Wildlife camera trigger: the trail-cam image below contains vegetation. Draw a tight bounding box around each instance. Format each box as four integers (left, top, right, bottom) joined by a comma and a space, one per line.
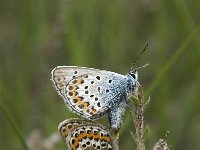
0, 0, 200, 149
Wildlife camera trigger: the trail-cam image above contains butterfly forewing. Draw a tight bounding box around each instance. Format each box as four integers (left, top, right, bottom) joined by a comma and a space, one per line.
51, 66, 127, 119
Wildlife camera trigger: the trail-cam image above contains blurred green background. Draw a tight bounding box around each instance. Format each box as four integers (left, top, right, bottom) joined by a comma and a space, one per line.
0, 0, 200, 149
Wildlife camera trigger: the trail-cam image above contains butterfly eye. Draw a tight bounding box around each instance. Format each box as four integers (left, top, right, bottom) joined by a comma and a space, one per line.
129, 72, 136, 79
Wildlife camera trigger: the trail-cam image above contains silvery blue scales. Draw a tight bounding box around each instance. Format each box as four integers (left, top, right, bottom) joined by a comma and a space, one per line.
51, 66, 140, 131
51, 44, 148, 132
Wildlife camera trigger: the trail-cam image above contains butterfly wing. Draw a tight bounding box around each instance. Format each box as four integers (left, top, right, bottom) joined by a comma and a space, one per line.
58, 118, 115, 150
51, 66, 127, 119
58, 118, 96, 141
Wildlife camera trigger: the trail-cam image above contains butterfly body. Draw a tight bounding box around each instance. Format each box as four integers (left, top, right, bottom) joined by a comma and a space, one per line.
51, 66, 139, 131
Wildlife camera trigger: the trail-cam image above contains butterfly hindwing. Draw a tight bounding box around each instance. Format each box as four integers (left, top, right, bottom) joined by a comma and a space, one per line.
58, 118, 115, 150
58, 118, 96, 141
51, 66, 127, 119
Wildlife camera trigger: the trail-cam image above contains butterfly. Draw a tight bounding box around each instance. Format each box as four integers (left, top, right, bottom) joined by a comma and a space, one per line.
51, 66, 140, 131
58, 118, 117, 150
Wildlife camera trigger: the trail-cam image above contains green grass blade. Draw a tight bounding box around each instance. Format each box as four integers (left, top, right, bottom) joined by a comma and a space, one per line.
146, 25, 200, 95
0, 100, 29, 150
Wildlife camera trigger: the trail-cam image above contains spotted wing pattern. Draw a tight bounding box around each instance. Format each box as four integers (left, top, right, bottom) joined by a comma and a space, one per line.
51, 66, 127, 119
58, 118, 95, 141
58, 118, 115, 150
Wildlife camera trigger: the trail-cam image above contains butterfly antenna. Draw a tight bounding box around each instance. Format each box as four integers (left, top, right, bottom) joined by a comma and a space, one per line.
131, 43, 149, 71
134, 63, 149, 70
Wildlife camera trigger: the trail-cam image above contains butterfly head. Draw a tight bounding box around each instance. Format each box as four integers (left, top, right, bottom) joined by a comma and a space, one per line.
128, 70, 138, 81
126, 69, 139, 95
127, 64, 149, 95
129, 63, 149, 81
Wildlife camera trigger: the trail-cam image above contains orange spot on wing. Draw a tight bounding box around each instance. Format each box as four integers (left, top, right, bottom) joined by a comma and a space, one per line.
91, 107, 97, 114
70, 96, 84, 105
72, 78, 84, 85
87, 129, 95, 139
71, 139, 79, 149
82, 102, 89, 109
101, 136, 111, 143
93, 131, 100, 140
75, 131, 87, 141
71, 91, 78, 97
60, 126, 68, 140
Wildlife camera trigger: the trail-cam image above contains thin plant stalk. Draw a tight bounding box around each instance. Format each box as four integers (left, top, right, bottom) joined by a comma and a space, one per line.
131, 85, 146, 150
